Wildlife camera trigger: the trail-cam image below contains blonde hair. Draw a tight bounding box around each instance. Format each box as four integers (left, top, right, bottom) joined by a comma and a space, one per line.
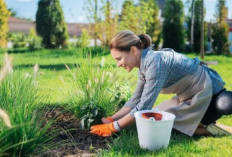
109, 30, 152, 52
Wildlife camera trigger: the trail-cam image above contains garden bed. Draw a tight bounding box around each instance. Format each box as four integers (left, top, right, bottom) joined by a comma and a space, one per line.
39, 107, 111, 156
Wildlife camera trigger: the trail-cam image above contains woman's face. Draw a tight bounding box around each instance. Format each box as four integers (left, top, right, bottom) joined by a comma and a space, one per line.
111, 47, 141, 72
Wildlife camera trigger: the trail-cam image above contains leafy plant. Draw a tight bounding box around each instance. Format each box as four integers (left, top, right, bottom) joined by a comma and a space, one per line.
76, 29, 90, 48
0, 71, 55, 156
79, 101, 105, 129
66, 59, 115, 129
108, 82, 132, 109
28, 28, 42, 51
7, 32, 28, 49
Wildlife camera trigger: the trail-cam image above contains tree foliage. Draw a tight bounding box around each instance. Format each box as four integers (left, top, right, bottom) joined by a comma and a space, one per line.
85, 0, 102, 46
211, 0, 230, 55
99, 0, 118, 47
36, 0, 69, 49
0, 0, 11, 48
186, 0, 207, 53
162, 0, 185, 52
119, 0, 161, 48
140, 0, 161, 49
119, 0, 141, 34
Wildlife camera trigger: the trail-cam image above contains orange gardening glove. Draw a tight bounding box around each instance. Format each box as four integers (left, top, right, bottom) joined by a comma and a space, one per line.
101, 117, 114, 124
90, 122, 117, 137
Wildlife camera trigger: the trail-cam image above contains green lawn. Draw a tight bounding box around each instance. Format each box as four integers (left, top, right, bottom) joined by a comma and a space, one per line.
1, 49, 232, 156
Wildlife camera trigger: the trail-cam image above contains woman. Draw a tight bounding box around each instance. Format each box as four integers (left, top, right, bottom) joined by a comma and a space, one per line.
90, 30, 232, 137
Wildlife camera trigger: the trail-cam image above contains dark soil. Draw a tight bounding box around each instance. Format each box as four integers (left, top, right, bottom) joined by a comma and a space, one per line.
38, 107, 111, 157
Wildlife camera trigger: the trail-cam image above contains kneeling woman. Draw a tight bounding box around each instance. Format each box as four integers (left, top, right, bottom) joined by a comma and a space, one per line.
90, 30, 232, 137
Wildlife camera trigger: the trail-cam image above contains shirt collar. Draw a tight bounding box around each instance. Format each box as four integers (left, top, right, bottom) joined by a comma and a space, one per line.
140, 47, 150, 71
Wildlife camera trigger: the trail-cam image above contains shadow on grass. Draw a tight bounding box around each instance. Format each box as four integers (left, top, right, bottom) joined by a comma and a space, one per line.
14, 63, 116, 71
2, 47, 110, 57
14, 63, 79, 71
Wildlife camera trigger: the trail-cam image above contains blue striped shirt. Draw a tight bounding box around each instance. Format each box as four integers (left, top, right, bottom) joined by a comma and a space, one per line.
124, 48, 225, 116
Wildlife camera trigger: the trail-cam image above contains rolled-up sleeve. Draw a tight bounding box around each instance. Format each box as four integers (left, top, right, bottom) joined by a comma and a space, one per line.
123, 72, 145, 109
129, 54, 168, 117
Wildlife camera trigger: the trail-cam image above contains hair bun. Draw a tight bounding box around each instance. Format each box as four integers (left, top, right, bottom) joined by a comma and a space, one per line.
138, 34, 152, 49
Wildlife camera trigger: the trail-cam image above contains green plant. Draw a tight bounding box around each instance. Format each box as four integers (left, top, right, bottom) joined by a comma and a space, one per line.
79, 101, 105, 129
7, 32, 28, 49
28, 28, 42, 50
76, 29, 90, 48
108, 82, 132, 109
0, 71, 54, 156
66, 59, 115, 129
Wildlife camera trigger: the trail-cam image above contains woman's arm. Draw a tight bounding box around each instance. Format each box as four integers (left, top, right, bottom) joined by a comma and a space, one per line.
117, 113, 135, 129
111, 107, 132, 121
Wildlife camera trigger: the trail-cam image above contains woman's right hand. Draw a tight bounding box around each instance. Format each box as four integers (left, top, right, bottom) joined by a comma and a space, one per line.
101, 117, 114, 124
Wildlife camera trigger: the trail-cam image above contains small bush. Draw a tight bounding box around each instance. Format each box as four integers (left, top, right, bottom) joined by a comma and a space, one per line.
66, 60, 115, 129
66, 58, 133, 129
28, 28, 42, 51
7, 33, 28, 49
108, 82, 132, 110
76, 29, 90, 48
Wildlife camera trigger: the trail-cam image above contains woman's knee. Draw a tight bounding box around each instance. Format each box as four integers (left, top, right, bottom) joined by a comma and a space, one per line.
215, 90, 232, 115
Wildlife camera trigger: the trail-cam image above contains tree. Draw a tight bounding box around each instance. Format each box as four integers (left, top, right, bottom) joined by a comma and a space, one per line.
85, 0, 102, 47
119, 0, 141, 34
36, 0, 69, 49
190, 0, 195, 51
98, 0, 118, 47
0, 0, 11, 48
186, 0, 207, 53
140, 0, 161, 49
200, 0, 204, 59
162, 0, 185, 52
211, 0, 230, 55
119, 0, 161, 39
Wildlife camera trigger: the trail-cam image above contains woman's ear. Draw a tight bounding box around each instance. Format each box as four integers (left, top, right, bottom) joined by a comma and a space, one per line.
130, 46, 137, 55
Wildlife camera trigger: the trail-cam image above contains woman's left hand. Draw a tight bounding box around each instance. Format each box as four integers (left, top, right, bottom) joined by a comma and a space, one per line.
90, 122, 117, 137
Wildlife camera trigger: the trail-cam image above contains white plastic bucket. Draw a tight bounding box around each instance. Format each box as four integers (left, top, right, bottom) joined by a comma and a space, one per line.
134, 109, 175, 151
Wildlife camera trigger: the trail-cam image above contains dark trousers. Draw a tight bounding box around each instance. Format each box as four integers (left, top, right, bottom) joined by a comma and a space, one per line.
201, 89, 225, 125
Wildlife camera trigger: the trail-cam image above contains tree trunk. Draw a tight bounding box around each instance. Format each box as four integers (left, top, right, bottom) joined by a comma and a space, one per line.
200, 0, 204, 59
191, 0, 195, 51
94, 0, 98, 47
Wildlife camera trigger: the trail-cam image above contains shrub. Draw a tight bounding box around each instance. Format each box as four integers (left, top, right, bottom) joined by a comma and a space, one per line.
66, 58, 133, 129
7, 33, 28, 49
36, 0, 69, 49
76, 29, 90, 48
66, 60, 115, 129
108, 82, 132, 110
28, 28, 42, 51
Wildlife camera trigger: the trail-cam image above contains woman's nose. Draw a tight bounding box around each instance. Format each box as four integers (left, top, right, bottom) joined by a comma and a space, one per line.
117, 62, 122, 68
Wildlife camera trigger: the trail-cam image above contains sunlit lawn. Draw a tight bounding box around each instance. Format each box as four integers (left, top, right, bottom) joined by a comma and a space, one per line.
0, 49, 232, 156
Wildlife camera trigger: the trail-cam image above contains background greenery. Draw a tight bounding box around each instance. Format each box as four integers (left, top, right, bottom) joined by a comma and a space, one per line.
0, 48, 231, 156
